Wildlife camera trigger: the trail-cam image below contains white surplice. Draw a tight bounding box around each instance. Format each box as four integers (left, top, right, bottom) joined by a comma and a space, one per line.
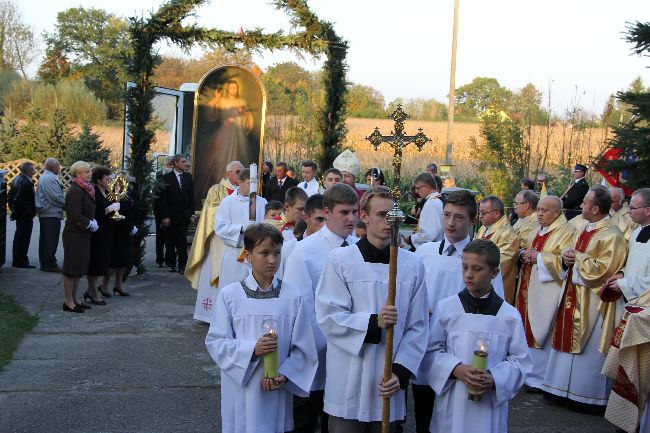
282, 225, 357, 391
412, 192, 444, 249
205, 276, 318, 433
298, 178, 320, 197
277, 237, 298, 280
214, 189, 267, 289
315, 245, 429, 422
425, 294, 532, 433
618, 225, 650, 301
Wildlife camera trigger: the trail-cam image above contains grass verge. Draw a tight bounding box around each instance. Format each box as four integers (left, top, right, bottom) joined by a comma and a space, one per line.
0, 291, 38, 370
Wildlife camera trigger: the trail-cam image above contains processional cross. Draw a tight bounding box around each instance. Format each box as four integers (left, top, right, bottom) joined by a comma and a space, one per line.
365, 105, 431, 433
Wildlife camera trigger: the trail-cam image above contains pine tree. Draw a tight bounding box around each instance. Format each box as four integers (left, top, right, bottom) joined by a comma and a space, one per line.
64, 122, 110, 166
46, 108, 73, 161
600, 22, 650, 189
0, 113, 20, 160
13, 105, 49, 160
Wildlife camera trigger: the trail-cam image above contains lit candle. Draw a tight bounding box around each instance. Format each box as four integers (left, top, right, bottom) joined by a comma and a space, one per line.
250, 163, 258, 195
468, 336, 489, 402
262, 319, 278, 378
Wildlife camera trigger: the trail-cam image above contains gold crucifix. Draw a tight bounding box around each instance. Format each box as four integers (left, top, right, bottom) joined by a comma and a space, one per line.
365, 104, 431, 433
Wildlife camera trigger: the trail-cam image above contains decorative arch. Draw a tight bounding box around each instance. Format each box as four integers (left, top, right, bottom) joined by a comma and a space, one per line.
124, 0, 347, 270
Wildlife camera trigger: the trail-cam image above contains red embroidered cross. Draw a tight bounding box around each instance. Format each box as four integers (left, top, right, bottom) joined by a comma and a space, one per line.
202, 298, 213, 311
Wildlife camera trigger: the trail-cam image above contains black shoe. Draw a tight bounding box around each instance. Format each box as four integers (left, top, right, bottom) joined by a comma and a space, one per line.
179, 267, 185, 275
83, 292, 107, 305
156, 262, 164, 268
74, 300, 92, 310
168, 267, 176, 273
113, 287, 130, 297
13, 264, 36, 269
523, 385, 543, 394
97, 286, 112, 298
63, 303, 84, 313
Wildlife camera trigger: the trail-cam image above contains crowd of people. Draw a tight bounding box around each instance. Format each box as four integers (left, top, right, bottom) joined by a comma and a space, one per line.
6, 150, 649, 433
8, 159, 138, 313
182, 150, 649, 433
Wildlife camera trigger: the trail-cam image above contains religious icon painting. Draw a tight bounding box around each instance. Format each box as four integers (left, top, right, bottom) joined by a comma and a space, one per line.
192, 65, 266, 205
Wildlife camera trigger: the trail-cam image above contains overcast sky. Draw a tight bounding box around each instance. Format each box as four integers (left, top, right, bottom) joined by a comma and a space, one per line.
17, 0, 650, 115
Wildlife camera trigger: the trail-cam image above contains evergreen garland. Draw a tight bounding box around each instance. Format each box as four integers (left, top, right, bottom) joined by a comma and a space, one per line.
125, 0, 347, 271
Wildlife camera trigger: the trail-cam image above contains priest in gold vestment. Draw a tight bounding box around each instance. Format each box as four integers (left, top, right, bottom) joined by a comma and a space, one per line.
515, 196, 574, 390
478, 195, 520, 304
609, 187, 635, 240
187, 161, 243, 323
543, 186, 627, 413
512, 190, 540, 249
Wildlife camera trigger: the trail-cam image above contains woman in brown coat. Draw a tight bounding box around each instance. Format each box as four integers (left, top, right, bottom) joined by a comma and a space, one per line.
62, 161, 96, 313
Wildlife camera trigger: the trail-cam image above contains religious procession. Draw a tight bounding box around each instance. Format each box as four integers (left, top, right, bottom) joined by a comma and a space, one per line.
1, 1, 649, 433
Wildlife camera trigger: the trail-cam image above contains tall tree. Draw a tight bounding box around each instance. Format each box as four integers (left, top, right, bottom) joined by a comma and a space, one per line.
41, 7, 131, 119
599, 22, 650, 190
455, 77, 513, 119
346, 84, 385, 118
0, 0, 37, 78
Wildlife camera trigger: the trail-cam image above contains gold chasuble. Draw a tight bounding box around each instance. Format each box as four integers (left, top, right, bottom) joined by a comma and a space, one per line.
516, 214, 574, 348
602, 290, 650, 433
609, 206, 636, 240
185, 178, 236, 289
513, 212, 539, 249
551, 218, 627, 355
478, 215, 520, 304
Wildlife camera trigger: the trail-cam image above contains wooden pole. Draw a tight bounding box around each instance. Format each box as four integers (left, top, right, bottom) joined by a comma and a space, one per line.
445, 0, 459, 166
381, 213, 401, 433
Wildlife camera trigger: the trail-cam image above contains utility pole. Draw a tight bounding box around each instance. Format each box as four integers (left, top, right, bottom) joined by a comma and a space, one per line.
444, 0, 459, 171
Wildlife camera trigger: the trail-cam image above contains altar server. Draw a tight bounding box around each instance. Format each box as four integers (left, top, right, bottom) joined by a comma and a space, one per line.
477, 195, 520, 304
316, 187, 428, 432
189, 160, 242, 323
411, 190, 478, 432
215, 168, 267, 289
602, 188, 650, 302
280, 187, 308, 241
543, 185, 627, 413
282, 184, 358, 433
205, 223, 318, 433
278, 194, 325, 280
515, 195, 574, 391
425, 239, 532, 433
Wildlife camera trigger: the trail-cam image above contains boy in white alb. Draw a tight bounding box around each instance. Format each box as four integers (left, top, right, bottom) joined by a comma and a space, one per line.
205, 223, 318, 433
315, 187, 429, 432
214, 168, 267, 289
425, 239, 532, 433
282, 184, 359, 433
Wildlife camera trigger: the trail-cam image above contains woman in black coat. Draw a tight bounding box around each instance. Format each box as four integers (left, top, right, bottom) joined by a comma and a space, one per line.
62, 161, 96, 313
105, 179, 137, 296
85, 166, 118, 303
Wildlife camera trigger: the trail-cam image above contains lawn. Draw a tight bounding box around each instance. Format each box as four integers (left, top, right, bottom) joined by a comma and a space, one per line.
0, 292, 38, 370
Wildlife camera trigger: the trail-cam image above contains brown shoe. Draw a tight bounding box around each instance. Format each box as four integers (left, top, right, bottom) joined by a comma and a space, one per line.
43, 266, 63, 273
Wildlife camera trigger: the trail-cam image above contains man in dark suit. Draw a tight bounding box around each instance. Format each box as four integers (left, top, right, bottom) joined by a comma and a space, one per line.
159, 154, 196, 274
8, 162, 37, 268
263, 161, 298, 203
154, 157, 173, 268
561, 163, 590, 220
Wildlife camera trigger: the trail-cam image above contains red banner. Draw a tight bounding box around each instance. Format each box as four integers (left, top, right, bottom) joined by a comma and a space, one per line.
596, 147, 634, 196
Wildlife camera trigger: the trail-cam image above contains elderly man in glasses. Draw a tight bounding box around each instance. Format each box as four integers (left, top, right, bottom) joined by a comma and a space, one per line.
186, 160, 244, 323
512, 190, 540, 249
477, 195, 520, 304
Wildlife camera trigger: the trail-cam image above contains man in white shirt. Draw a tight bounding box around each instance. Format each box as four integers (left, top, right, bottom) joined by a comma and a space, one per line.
405, 172, 444, 249
603, 188, 650, 301
282, 183, 359, 433
299, 160, 320, 197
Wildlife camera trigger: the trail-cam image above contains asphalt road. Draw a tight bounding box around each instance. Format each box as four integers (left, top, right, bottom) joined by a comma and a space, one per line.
0, 220, 616, 432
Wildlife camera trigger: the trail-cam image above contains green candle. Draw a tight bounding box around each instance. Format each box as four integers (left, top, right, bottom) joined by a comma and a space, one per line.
468, 336, 489, 401
263, 332, 279, 379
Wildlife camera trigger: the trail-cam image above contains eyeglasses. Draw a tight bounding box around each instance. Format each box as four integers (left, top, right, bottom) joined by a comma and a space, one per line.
512, 201, 526, 206
413, 185, 428, 191
479, 210, 497, 216
629, 205, 649, 211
